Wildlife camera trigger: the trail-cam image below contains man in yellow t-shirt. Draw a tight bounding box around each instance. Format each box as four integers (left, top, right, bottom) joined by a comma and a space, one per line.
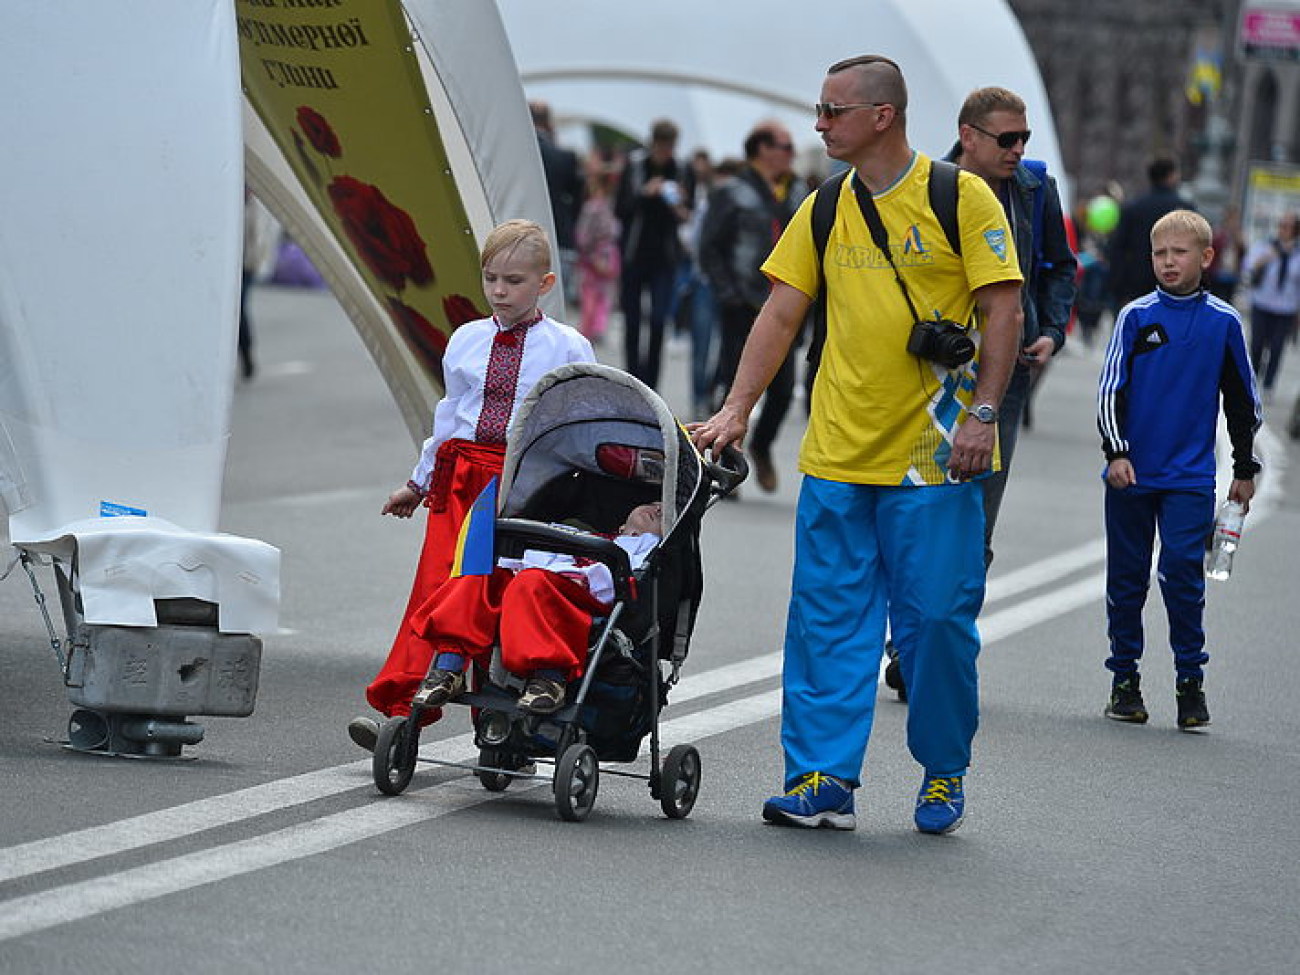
692, 55, 1022, 836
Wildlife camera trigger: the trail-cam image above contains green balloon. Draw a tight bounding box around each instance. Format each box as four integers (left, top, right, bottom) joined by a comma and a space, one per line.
1086, 196, 1120, 235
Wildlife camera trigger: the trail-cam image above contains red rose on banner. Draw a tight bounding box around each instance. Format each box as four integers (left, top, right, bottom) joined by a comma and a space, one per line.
388, 297, 448, 374
328, 176, 434, 291
443, 293, 486, 328
296, 105, 341, 158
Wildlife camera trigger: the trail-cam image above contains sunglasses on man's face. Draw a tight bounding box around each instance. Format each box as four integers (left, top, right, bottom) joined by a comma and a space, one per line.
814, 102, 889, 120
969, 122, 1032, 149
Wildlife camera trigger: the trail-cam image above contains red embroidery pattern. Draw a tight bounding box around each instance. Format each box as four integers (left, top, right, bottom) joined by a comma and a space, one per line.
474, 313, 541, 443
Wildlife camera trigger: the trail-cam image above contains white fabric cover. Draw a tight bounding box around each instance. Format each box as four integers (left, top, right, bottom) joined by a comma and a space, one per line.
19, 517, 280, 635
0, 2, 280, 632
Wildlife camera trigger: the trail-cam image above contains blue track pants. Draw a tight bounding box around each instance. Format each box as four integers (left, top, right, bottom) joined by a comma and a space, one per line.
781, 476, 986, 789
1104, 485, 1214, 680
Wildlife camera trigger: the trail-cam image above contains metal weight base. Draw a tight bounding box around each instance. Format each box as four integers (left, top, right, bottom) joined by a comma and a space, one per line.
62, 708, 205, 760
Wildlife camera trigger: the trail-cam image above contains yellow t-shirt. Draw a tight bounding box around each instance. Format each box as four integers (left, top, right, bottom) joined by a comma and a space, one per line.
762, 153, 1023, 486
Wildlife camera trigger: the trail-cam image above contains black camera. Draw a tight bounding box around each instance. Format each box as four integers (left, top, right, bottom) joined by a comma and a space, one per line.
906, 318, 975, 369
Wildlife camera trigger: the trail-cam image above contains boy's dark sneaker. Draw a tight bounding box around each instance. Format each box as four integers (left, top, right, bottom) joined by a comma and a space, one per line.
412, 668, 465, 708
347, 716, 379, 753
1105, 674, 1149, 723
914, 774, 965, 834
1176, 678, 1211, 730
517, 677, 566, 714
761, 772, 856, 829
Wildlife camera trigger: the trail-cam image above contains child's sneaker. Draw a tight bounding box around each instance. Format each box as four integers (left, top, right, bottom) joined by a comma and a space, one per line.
761, 772, 856, 829
1105, 674, 1149, 723
347, 716, 379, 753
412, 668, 465, 708
1176, 677, 1211, 730
914, 774, 965, 834
517, 677, 566, 714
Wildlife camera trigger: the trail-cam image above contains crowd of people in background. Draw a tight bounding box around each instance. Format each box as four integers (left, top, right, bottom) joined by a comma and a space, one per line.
525, 100, 1299, 453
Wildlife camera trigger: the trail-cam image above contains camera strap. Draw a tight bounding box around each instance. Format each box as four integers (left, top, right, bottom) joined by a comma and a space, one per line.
849, 174, 926, 324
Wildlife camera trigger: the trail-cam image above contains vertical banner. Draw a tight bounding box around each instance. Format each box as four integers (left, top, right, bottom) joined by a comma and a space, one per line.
237, 0, 488, 389
1243, 162, 1300, 241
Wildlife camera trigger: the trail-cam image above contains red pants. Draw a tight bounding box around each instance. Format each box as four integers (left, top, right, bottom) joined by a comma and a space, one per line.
411, 567, 609, 677
366, 439, 504, 718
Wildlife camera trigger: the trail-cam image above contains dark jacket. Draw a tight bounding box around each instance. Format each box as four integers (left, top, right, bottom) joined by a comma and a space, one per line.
1106, 185, 1193, 308
943, 147, 1077, 351
615, 150, 690, 271
537, 133, 583, 250
698, 167, 809, 310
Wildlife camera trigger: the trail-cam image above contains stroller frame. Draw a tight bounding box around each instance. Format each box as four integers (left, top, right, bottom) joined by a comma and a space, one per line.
371, 519, 700, 821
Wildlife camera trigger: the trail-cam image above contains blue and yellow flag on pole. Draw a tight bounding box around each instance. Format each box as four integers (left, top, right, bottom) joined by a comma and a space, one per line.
450, 477, 497, 577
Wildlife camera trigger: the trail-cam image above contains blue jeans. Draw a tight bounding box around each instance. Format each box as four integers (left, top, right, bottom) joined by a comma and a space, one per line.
620, 262, 677, 389
1249, 306, 1295, 391
781, 476, 985, 788
980, 362, 1030, 567
689, 275, 718, 410
1104, 485, 1214, 680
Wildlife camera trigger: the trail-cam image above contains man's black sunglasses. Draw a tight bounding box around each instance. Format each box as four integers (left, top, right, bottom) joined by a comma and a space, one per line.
968, 123, 1031, 149
814, 101, 890, 120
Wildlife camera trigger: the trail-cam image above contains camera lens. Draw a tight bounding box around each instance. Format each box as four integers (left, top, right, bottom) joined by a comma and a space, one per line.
937, 332, 976, 368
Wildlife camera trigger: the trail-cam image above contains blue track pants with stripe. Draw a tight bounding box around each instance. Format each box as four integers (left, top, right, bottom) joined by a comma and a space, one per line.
1104, 484, 1214, 680
781, 476, 986, 789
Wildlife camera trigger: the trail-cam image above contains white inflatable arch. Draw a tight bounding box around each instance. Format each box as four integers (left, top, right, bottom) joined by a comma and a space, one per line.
496, 0, 1066, 195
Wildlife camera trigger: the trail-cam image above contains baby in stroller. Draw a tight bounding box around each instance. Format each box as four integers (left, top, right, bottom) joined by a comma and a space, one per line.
407, 500, 664, 715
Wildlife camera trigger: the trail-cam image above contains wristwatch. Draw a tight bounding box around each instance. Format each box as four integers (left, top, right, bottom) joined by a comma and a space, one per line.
967, 403, 998, 424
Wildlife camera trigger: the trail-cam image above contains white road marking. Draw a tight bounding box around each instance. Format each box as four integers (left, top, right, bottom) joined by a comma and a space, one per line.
2, 428, 1286, 940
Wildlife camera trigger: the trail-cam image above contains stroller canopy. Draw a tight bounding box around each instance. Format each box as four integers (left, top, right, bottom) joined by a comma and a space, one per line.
499, 364, 705, 541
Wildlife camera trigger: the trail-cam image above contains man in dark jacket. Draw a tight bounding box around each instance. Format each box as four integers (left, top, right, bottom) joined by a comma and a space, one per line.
698, 121, 807, 492
1107, 157, 1193, 309
946, 86, 1077, 566
881, 85, 1079, 706
616, 118, 690, 389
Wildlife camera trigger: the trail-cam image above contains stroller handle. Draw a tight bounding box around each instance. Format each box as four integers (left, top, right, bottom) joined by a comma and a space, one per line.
703, 444, 748, 498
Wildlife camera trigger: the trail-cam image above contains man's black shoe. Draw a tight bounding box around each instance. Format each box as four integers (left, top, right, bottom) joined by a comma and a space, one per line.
883, 640, 907, 703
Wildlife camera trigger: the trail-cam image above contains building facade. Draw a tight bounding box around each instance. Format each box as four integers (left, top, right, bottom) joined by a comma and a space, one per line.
1010, 0, 1300, 226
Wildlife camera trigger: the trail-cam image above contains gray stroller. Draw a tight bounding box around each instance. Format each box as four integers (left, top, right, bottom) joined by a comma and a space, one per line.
370, 363, 745, 821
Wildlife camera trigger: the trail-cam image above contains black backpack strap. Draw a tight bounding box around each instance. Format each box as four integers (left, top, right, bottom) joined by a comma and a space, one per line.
806, 169, 850, 368
927, 159, 961, 256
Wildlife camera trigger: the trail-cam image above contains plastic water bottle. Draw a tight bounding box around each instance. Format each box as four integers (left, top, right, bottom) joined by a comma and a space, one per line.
1205, 500, 1246, 581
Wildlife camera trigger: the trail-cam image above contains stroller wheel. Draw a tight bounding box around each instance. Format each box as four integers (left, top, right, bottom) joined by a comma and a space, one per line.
554, 743, 599, 822
372, 716, 418, 796
660, 744, 701, 819
476, 748, 513, 792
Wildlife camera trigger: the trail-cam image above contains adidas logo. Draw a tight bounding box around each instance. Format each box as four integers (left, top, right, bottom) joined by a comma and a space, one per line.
1136, 323, 1168, 350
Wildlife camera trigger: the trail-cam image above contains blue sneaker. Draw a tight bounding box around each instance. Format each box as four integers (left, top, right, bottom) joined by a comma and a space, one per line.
914, 775, 965, 834
762, 772, 856, 829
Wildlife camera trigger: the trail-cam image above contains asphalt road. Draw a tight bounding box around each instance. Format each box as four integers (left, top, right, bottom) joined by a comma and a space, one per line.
2, 284, 1298, 974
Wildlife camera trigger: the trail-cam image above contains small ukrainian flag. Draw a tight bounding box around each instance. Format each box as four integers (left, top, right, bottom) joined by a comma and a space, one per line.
450, 477, 497, 577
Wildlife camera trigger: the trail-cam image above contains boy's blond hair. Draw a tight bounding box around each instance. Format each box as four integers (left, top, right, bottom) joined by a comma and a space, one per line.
1151, 209, 1212, 249
481, 219, 552, 272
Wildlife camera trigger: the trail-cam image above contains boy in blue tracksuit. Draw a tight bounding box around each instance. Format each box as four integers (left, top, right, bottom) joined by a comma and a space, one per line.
1096, 210, 1262, 730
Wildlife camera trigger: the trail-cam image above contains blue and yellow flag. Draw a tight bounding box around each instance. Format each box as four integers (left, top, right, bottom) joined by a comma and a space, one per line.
450, 477, 497, 577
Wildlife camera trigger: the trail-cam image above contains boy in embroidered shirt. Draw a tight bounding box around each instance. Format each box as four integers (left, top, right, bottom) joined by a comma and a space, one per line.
1097, 210, 1261, 730
350, 220, 594, 750
409, 501, 662, 715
